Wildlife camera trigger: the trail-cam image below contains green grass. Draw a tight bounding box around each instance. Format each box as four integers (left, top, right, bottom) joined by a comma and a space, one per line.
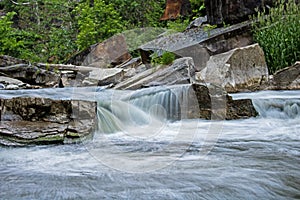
252, 0, 300, 74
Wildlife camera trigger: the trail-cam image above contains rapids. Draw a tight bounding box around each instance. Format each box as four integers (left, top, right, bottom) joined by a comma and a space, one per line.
0, 87, 299, 199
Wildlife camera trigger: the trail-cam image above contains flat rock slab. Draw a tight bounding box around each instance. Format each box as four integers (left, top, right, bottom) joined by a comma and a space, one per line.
115, 57, 196, 90
0, 121, 67, 145
0, 97, 97, 146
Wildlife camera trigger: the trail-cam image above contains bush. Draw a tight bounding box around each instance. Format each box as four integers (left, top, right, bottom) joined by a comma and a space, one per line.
0, 0, 78, 63
252, 0, 300, 74
151, 51, 176, 65
75, 0, 124, 50
105, 0, 165, 28
0, 12, 36, 59
0, 12, 23, 57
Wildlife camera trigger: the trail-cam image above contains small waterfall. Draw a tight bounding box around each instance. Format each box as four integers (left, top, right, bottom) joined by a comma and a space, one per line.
124, 87, 181, 120
97, 101, 152, 133
96, 85, 193, 134
230, 90, 300, 119
253, 99, 300, 119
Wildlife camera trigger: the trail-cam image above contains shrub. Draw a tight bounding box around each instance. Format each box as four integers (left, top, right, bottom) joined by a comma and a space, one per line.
252, 0, 300, 74
0, 11, 36, 59
75, 0, 124, 50
0, 0, 78, 63
190, 0, 205, 19
151, 51, 176, 65
105, 0, 165, 28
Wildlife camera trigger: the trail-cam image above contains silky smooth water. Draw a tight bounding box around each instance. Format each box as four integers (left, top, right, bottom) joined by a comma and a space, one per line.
0, 88, 299, 199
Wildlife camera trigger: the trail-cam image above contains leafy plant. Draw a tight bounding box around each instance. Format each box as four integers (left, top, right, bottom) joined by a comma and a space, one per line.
75, 0, 124, 50
167, 18, 191, 32
190, 0, 205, 19
104, 0, 165, 28
252, 0, 300, 74
0, 11, 36, 59
1, 0, 78, 63
151, 51, 176, 66
0, 12, 23, 57
203, 24, 218, 37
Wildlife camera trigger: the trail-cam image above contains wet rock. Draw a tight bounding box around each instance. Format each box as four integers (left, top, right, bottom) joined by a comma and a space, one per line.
115, 57, 196, 90
0, 121, 67, 145
226, 96, 258, 119
195, 44, 268, 93
192, 83, 258, 120
0, 97, 97, 146
123, 83, 257, 120
270, 62, 300, 90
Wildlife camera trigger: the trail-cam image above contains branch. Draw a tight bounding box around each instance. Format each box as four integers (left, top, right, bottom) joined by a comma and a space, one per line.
36, 63, 93, 73
10, 0, 30, 5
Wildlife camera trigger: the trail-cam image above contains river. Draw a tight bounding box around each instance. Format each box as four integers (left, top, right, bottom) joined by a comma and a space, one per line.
0, 87, 299, 199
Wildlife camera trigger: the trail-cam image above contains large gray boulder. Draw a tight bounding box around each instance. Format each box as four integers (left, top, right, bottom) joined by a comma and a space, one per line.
115, 57, 196, 90
82, 67, 124, 86
195, 43, 268, 93
270, 62, 300, 90
68, 34, 131, 68
0, 97, 97, 146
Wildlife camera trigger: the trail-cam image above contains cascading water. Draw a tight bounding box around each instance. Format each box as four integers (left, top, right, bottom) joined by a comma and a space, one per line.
94, 85, 195, 134
231, 90, 300, 119
0, 87, 299, 199
253, 99, 300, 119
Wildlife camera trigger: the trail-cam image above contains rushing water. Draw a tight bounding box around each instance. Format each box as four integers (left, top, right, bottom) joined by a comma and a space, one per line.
0, 87, 300, 199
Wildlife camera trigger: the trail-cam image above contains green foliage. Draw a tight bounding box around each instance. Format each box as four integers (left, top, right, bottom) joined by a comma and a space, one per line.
151, 51, 176, 66
190, 0, 205, 19
1, 0, 78, 63
203, 24, 218, 37
104, 0, 165, 28
252, 0, 300, 74
167, 18, 190, 32
0, 11, 36, 59
75, 0, 124, 50
0, 12, 23, 57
